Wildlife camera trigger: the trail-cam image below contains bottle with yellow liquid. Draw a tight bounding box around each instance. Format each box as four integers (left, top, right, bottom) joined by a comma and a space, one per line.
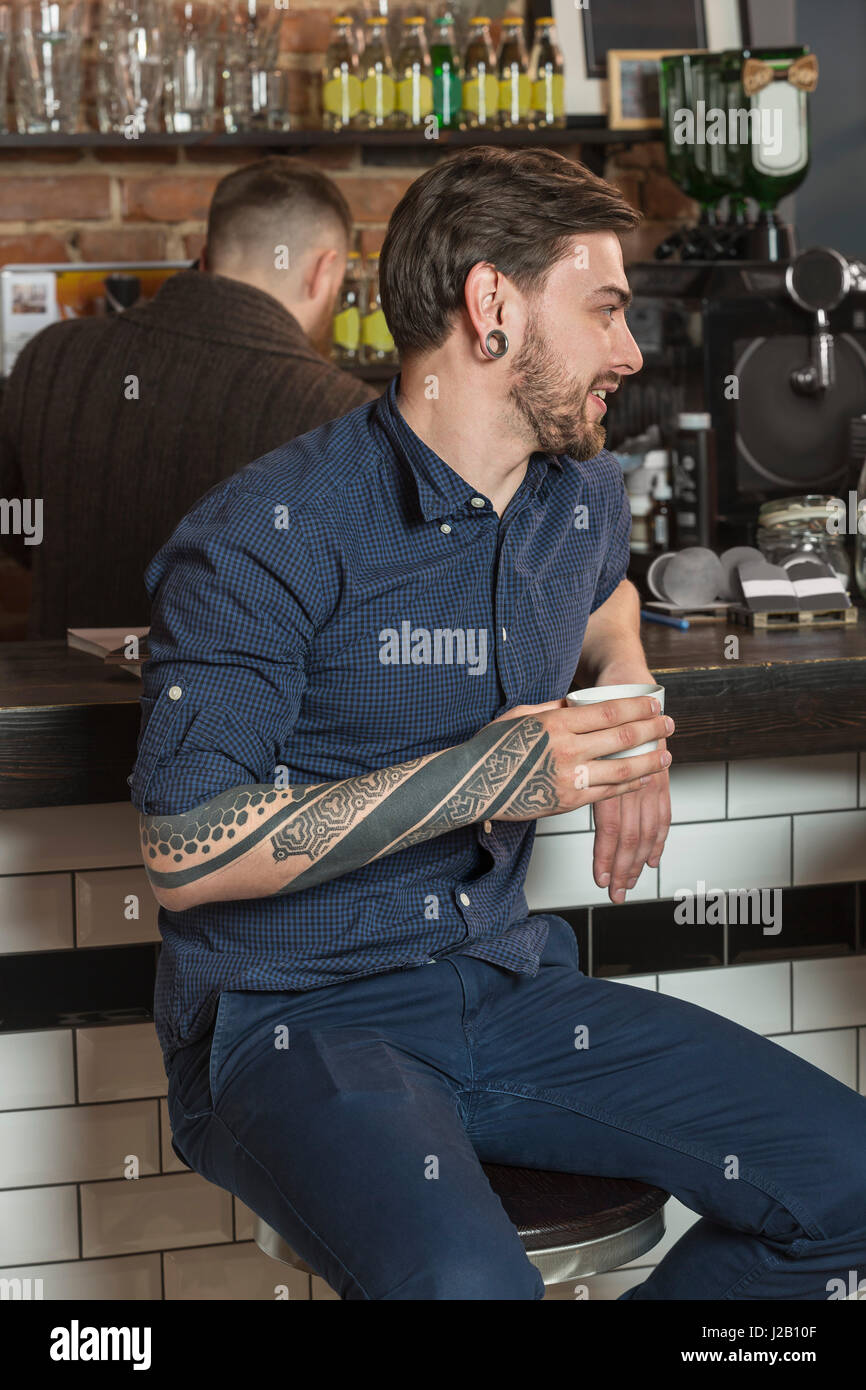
360, 252, 398, 364
497, 16, 530, 128
332, 252, 364, 366
528, 16, 565, 128
321, 15, 362, 131
461, 17, 497, 129
394, 16, 433, 129
361, 16, 396, 128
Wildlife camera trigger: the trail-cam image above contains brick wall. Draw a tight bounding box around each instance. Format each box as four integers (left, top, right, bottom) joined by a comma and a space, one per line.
0, 139, 694, 272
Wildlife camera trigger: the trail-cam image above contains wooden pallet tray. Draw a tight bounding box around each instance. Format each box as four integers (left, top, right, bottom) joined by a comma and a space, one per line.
729, 604, 859, 630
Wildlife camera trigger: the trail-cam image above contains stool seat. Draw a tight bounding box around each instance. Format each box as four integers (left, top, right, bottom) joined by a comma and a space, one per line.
255, 1164, 669, 1291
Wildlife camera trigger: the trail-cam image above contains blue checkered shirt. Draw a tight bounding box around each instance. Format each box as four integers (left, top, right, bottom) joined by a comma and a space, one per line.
130, 374, 631, 1064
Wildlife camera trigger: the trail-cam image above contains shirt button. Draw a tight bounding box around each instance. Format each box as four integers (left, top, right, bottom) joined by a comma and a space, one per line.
483, 820, 492, 834
439, 523, 452, 534
501, 628, 507, 641
470, 496, 486, 509
459, 892, 471, 907
168, 685, 183, 700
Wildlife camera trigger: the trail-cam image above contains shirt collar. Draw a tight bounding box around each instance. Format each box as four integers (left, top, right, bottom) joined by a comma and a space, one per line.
372, 374, 563, 523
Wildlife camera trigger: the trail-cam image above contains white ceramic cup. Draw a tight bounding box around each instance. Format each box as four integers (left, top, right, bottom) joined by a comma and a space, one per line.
565, 682, 665, 759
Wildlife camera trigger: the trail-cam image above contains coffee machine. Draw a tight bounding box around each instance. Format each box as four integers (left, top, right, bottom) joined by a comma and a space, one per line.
608, 247, 866, 551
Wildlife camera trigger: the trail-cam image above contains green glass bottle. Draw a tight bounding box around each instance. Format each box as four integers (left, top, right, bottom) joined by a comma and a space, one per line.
723, 46, 813, 210
430, 13, 462, 131
659, 52, 728, 258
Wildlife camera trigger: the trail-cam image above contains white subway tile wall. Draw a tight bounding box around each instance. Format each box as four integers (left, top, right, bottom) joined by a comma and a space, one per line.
80, 1172, 233, 1258
667, 761, 726, 823
0, 1185, 79, 1265
76, 867, 160, 947
162, 1242, 310, 1301
0, 1253, 161, 1300
0, 874, 74, 954
535, 804, 591, 834
659, 817, 791, 899
727, 753, 858, 819
769, 1028, 858, 1089
0, 1100, 160, 1187
793, 810, 866, 885
0, 1030, 75, 1110
0, 803, 141, 875
792, 955, 866, 1031
76, 1023, 167, 1104
0, 757, 862, 1300
657, 962, 791, 1034
526, 833, 658, 908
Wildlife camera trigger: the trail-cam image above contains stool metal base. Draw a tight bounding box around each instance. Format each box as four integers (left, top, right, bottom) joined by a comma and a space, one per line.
254, 1206, 666, 1292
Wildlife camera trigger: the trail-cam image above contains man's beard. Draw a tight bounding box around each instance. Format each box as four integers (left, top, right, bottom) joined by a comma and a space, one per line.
506, 316, 608, 462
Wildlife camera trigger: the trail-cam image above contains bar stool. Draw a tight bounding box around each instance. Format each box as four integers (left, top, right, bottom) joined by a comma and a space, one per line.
254, 1164, 669, 1293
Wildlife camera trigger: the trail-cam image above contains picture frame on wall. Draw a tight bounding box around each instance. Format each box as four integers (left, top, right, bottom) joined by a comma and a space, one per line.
547, 0, 746, 120
607, 49, 706, 131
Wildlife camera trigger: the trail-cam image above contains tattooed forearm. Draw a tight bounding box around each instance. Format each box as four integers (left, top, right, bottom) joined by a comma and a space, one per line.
139, 715, 550, 910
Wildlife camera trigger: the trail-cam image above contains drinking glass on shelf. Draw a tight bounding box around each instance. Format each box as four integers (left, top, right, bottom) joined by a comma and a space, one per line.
227, 0, 283, 70
164, 0, 220, 133
0, 5, 12, 134
222, 0, 288, 132
96, 0, 165, 137
13, 0, 85, 134
250, 67, 291, 130
223, 64, 291, 132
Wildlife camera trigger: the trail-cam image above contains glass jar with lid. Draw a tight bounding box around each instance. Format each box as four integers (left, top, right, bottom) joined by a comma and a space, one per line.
756, 494, 851, 589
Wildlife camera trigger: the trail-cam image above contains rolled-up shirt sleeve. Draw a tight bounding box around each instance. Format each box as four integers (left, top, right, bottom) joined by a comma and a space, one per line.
129, 484, 327, 818
590, 458, 632, 613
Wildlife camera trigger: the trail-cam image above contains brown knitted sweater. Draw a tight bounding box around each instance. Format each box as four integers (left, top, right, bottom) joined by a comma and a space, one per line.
0, 269, 380, 638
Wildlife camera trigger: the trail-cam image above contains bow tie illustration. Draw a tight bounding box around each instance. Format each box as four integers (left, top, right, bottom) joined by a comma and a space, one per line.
742, 53, 819, 96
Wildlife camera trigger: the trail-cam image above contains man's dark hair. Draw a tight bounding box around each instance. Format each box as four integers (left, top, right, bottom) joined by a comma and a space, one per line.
379, 146, 641, 356
206, 156, 353, 270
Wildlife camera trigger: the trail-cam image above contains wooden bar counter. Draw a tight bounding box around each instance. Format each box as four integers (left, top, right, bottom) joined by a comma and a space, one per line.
0, 621, 864, 811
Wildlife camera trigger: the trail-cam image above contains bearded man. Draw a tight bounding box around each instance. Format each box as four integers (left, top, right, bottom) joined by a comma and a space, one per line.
130, 148, 866, 1301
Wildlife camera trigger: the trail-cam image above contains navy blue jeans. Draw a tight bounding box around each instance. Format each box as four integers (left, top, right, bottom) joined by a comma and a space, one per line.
166, 919, 866, 1300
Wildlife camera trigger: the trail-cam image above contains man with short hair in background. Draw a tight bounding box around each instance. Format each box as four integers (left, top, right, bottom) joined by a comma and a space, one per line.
0, 156, 377, 638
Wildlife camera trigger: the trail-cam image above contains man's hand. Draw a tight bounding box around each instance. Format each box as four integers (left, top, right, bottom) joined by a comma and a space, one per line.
592, 742, 671, 904
585, 660, 673, 903
486, 696, 673, 821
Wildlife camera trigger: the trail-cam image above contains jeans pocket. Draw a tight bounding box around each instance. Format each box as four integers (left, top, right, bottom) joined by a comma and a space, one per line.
168, 991, 233, 1122
543, 915, 581, 971
206, 989, 236, 1111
